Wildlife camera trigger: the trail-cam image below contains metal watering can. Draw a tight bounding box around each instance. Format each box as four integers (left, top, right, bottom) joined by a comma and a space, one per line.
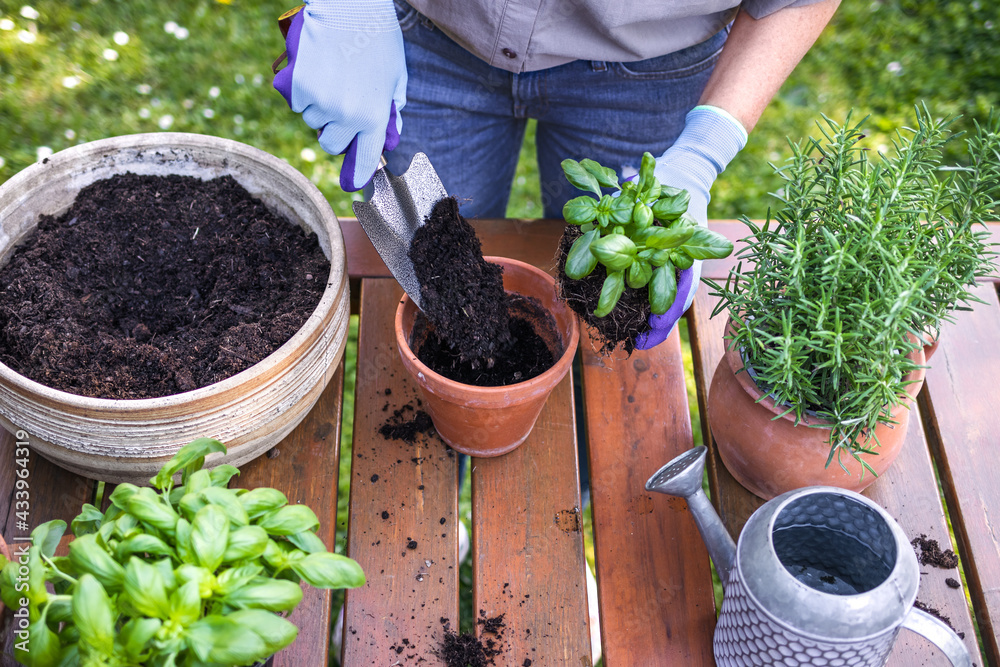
645, 447, 971, 666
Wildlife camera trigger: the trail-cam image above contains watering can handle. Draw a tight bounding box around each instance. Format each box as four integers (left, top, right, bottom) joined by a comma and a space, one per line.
901, 607, 972, 666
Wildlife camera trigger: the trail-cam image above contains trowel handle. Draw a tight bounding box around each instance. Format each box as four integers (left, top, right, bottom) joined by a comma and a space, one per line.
900, 607, 971, 666
379, 155, 388, 170
363, 155, 389, 202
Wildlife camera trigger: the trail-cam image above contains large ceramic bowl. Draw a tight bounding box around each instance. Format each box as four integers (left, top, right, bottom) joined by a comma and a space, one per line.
0, 133, 349, 483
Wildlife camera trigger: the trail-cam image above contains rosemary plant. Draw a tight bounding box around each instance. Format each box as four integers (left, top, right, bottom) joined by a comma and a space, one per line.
709, 105, 999, 470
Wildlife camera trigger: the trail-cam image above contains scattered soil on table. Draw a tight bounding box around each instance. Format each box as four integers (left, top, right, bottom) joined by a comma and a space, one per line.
914, 600, 965, 639
379, 402, 435, 443
0, 173, 328, 399
438, 613, 507, 667
556, 225, 652, 356
410, 196, 512, 367
912, 534, 959, 568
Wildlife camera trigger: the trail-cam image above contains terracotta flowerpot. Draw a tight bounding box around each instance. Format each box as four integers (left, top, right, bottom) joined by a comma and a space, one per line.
708, 319, 926, 500
395, 257, 579, 457
0, 133, 350, 483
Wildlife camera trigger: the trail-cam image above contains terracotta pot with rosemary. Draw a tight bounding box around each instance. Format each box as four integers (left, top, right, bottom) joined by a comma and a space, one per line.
707, 105, 999, 499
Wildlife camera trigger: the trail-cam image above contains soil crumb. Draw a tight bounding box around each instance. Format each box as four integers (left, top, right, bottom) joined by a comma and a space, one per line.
410, 196, 511, 366
912, 534, 959, 569
438, 613, 507, 667
0, 173, 328, 399
379, 402, 435, 443
556, 225, 651, 356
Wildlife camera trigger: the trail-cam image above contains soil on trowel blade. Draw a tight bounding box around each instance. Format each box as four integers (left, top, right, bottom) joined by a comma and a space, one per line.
0, 172, 329, 399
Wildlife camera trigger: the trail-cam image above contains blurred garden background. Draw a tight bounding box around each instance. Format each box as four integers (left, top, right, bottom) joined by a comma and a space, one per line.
2, 0, 999, 661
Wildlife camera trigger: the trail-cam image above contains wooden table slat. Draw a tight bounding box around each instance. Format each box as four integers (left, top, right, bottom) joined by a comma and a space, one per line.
472, 373, 591, 667
344, 279, 460, 666
581, 329, 717, 666
688, 293, 981, 665
921, 282, 1000, 666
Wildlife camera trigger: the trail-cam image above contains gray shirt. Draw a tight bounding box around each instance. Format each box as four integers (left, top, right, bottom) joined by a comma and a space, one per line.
406, 0, 822, 73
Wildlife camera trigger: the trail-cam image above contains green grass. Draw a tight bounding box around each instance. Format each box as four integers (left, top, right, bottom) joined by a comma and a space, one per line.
3, 2, 998, 664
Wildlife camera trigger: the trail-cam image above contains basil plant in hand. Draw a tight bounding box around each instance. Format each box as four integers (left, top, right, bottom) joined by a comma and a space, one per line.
0, 438, 365, 667
561, 152, 733, 317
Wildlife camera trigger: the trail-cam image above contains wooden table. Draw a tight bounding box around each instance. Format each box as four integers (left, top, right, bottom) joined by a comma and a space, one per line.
2, 219, 999, 667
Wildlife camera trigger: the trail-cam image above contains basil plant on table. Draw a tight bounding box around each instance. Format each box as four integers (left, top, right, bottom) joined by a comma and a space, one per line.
0, 438, 365, 667
561, 152, 733, 317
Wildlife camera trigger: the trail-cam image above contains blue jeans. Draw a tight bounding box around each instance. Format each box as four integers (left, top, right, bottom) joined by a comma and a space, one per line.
388, 2, 728, 219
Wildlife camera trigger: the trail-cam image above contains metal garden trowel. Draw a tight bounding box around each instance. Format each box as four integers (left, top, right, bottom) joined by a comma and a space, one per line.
352, 153, 447, 311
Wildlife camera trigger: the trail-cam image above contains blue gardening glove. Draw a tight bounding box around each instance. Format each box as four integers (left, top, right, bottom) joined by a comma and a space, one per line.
273, 0, 406, 192
634, 105, 747, 350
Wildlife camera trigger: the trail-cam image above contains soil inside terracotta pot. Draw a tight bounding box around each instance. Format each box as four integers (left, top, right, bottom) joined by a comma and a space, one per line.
408, 197, 558, 386
0, 173, 329, 399
556, 225, 652, 356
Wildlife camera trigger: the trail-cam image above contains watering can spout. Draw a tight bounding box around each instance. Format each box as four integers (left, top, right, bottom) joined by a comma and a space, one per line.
645, 447, 737, 585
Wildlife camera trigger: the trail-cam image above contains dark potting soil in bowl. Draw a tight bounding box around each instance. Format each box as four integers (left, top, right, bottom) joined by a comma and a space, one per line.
408, 197, 557, 386
556, 224, 652, 356
0, 173, 329, 399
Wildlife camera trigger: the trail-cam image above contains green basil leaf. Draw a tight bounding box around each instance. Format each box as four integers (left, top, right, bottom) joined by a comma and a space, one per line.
639, 225, 695, 250
186, 616, 271, 665
31, 520, 66, 559
108, 483, 139, 511
191, 505, 229, 572
119, 618, 161, 662
175, 564, 217, 599
223, 525, 269, 562
636, 152, 657, 195
607, 195, 633, 227
183, 469, 212, 496
579, 158, 619, 189
650, 263, 678, 315
168, 580, 202, 626
45, 596, 73, 624
123, 557, 170, 619
580, 222, 595, 233
112, 512, 140, 540
626, 259, 653, 289
238, 488, 288, 520
287, 529, 327, 554
201, 486, 249, 526
153, 557, 177, 591
227, 609, 299, 655
68, 534, 125, 593
631, 201, 653, 229
16, 617, 61, 667
562, 195, 599, 225
670, 249, 695, 270
565, 230, 600, 280
71, 504, 104, 537
72, 574, 115, 654
591, 235, 637, 272
27, 544, 47, 606
649, 249, 672, 267
127, 488, 179, 536
223, 579, 303, 612
262, 540, 290, 571
560, 158, 602, 196
682, 226, 735, 259
595, 271, 625, 318
257, 505, 320, 536
115, 534, 174, 561
151, 438, 227, 491
0, 559, 23, 611
215, 563, 263, 597
644, 180, 662, 204
175, 518, 194, 564
652, 188, 691, 221
291, 552, 366, 589
209, 464, 241, 487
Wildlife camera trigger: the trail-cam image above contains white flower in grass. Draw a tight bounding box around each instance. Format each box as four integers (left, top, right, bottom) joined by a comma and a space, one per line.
209, 86, 220, 98
0, 19, 15, 31
158, 115, 174, 130
886, 61, 902, 75
164, 21, 178, 34
103, 48, 118, 61
252, 73, 263, 86
175, 27, 189, 40
65, 129, 76, 140
203, 108, 215, 119
986, 21, 994, 30
233, 114, 244, 125
17, 30, 35, 43
138, 108, 151, 119
113, 31, 129, 45
36, 146, 53, 161
136, 83, 152, 95
20, 6, 39, 20
182, 99, 194, 109
0, 157, 6, 169
62, 75, 81, 88
151, 97, 162, 108
234, 73, 245, 84
300, 148, 317, 162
